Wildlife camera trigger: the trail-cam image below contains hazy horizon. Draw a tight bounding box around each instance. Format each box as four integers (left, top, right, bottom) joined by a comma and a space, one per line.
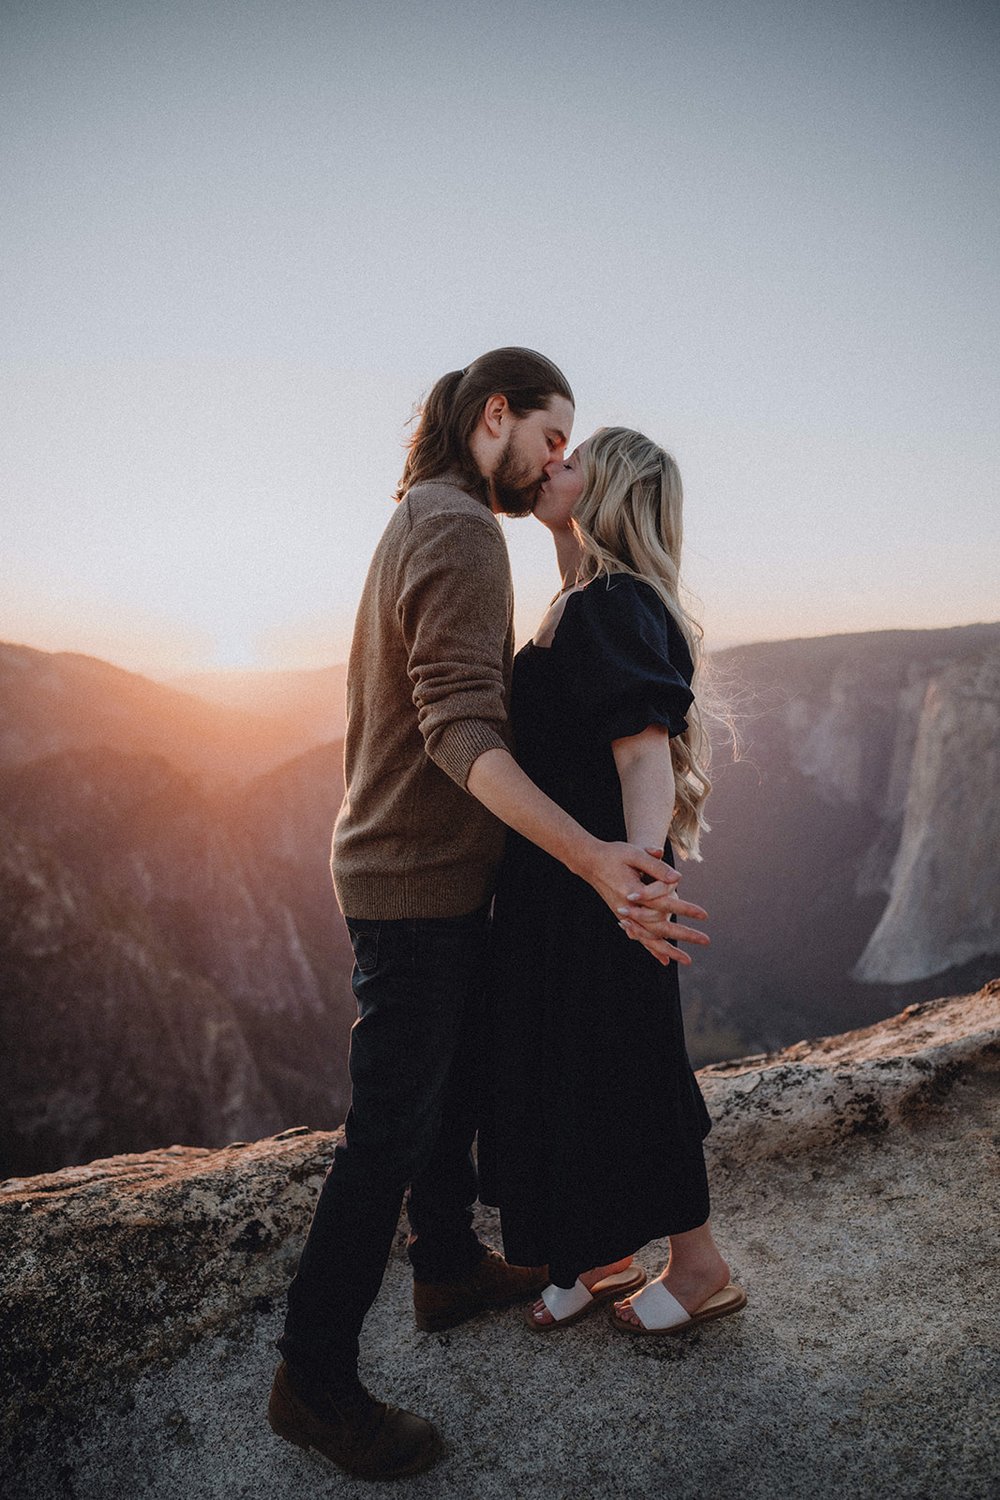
5, 614, 1000, 690
4, 0, 998, 673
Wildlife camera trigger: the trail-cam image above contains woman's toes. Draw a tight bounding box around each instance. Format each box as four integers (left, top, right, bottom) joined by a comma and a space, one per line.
532, 1300, 553, 1324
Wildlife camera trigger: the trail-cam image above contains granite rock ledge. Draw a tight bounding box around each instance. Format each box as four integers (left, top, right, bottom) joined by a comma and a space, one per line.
2, 982, 998, 1498
697, 979, 1000, 1161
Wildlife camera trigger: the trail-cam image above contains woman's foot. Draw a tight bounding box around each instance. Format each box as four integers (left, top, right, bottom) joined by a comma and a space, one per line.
528, 1257, 635, 1327
612, 1249, 730, 1329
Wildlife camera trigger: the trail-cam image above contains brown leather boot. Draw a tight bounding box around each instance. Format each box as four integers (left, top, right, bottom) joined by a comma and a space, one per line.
413, 1248, 548, 1332
267, 1361, 444, 1480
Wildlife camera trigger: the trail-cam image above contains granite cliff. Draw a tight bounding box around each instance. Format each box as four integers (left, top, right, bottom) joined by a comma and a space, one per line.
853, 648, 1000, 982
2, 984, 997, 1499
681, 622, 1000, 1045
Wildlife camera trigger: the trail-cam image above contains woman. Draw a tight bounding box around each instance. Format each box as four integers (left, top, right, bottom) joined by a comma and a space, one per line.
479, 427, 745, 1335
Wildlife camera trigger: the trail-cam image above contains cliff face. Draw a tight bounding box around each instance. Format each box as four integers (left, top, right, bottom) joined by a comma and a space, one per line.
763, 629, 1000, 985
0, 744, 355, 1177
0, 809, 275, 1170
2, 984, 997, 1500
680, 623, 1000, 1047
853, 651, 1000, 981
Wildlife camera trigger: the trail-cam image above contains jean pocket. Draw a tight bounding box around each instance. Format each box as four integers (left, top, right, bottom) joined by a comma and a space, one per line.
347, 920, 380, 976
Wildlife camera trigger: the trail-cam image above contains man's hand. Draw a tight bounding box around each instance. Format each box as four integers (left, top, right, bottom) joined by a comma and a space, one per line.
608, 845, 709, 967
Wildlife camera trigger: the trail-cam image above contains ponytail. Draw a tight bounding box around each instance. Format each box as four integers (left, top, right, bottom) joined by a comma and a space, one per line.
396, 369, 476, 501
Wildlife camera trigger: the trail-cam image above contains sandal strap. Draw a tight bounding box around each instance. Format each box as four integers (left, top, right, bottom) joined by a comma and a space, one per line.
540, 1279, 592, 1321
627, 1279, 691, 1330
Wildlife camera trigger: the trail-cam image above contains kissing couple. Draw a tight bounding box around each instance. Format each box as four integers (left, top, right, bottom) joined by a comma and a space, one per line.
268, 347, 746, 1479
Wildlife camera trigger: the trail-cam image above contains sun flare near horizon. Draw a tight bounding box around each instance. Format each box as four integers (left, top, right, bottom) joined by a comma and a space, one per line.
3, 1, 998, 681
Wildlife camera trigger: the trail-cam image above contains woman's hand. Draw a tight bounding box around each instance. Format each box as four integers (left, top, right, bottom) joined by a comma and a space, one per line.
573, 840, 704, 965
609, 729, 710, 966
615, 847, 710, 967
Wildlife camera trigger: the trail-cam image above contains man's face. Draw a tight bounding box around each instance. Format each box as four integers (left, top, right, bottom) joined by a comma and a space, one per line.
491, 396, 574, 517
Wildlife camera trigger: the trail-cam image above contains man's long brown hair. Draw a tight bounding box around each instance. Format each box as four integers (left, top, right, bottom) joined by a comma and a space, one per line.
395, 347, 574, 502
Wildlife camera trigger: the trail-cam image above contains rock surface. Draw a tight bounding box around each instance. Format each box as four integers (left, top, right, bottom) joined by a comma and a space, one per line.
2, 984, 998, 1498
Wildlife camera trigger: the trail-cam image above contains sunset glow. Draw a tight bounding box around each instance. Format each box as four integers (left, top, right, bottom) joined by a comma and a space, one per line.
3, 2, 998, 676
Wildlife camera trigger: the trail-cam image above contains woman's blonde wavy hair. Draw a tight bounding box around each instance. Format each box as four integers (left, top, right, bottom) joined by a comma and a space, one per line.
572, 426, 712, 859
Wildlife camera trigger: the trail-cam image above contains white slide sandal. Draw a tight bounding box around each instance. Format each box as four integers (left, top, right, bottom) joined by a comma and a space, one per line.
525, 1264, 648, 1330
610, 1278, 747, 1336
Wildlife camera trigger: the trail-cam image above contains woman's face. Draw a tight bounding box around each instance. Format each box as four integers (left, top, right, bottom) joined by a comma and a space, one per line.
533, 440, 589, 529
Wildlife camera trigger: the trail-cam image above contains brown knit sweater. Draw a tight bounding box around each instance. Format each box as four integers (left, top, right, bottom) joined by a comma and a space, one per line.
331, 474, 514, 918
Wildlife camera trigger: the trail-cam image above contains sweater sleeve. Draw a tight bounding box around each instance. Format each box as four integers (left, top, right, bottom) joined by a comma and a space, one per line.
397, 510, 512, 787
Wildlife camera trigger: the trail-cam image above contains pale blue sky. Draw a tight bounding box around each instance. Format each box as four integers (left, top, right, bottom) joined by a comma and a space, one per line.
2, 0, 998, 671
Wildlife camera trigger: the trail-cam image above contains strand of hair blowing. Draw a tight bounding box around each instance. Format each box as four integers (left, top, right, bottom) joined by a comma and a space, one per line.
395, 347, 574, 503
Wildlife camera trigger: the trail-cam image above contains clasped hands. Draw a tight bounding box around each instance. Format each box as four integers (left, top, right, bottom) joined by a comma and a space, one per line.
584, 841, 709, 968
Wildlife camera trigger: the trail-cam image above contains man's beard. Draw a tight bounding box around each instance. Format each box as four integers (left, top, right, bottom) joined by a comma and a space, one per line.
490, 433, 543, 517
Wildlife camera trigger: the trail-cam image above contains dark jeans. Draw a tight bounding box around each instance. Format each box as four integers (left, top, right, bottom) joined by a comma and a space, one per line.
278, 905, 490, 1391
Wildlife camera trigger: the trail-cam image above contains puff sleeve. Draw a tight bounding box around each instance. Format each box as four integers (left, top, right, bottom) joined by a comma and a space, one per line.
550, 576, 694, 742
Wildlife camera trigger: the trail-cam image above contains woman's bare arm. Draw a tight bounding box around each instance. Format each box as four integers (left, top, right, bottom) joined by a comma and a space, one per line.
612, 724, 710, 966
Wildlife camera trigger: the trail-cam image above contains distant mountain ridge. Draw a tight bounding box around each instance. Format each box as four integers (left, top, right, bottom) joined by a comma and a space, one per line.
1, 624, 998, 1176
168, 663, 348, 747
0, 643, 324, 783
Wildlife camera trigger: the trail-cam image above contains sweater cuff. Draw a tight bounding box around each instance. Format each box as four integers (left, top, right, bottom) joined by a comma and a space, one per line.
431, 719, 510, 788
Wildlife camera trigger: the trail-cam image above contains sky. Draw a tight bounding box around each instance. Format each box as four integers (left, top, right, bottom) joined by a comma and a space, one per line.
2, 0, 998, 674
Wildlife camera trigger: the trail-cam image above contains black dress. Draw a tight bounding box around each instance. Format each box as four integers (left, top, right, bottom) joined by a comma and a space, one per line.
478, 575, 713, 1288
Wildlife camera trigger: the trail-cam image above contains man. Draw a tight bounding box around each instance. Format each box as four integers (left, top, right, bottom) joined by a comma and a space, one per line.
268, 348, 698, 1480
